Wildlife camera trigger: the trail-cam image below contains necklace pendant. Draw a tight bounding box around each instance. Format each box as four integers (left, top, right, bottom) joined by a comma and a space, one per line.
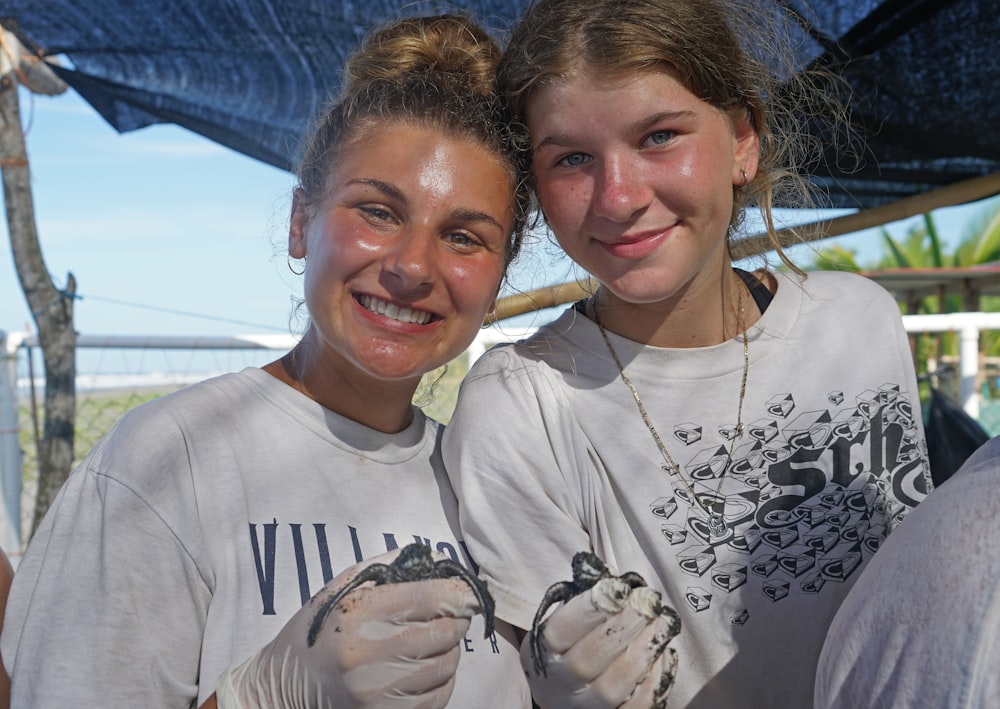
707, 513, 728, 536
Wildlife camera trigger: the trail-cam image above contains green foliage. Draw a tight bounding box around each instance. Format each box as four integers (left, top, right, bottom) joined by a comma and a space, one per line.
808, 198, 1000, 384
954, 202, 1000, 265
413, 353, 470, 424
808, 243, 863, 272
18, 358, 471, 492
876, 213, 946, 270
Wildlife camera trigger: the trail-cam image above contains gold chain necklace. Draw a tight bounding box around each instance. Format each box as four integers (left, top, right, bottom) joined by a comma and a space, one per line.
593, 284, 750, 537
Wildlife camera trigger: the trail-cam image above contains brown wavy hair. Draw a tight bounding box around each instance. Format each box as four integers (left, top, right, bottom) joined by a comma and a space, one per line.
498, 0, 853, 268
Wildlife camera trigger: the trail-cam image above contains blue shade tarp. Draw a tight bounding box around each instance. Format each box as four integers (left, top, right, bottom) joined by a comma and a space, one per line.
2, 0, 998, 208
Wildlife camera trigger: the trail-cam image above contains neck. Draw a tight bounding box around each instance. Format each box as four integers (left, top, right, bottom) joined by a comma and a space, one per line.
593, 279, 752, 535
592, 267, 756, 347
262, 332, 418, 434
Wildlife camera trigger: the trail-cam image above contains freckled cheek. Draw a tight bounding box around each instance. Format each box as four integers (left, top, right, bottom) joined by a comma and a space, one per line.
538, 182, 590, 234
661, 161, 714, 215
675, 154, 732, 197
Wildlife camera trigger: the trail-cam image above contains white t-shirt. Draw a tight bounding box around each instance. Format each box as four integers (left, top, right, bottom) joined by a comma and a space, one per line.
444, 270, 932, 708
815, 435, 1000, 708
2, 367, 529, 708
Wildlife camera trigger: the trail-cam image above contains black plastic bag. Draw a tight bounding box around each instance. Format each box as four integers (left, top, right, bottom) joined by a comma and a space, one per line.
924, 387, 990, 487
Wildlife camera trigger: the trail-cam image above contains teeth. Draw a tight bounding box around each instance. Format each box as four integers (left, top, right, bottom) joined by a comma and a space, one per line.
359, 295, 432, 325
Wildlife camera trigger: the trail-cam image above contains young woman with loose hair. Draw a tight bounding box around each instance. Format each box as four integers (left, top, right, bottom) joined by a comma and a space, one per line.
444, 1, 932, 706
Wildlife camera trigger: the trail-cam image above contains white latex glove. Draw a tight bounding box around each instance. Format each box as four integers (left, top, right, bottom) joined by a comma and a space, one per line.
523, 578, 680, 709
216, 547, 484, 709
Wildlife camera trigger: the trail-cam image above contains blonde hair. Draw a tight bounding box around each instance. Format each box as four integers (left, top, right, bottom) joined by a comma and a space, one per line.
295, 14, 532, 268
498, 0, 853, 268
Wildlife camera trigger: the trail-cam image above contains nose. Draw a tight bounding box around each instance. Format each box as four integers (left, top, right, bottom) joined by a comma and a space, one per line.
383, 225, 437, 291
591, 153, 650, 223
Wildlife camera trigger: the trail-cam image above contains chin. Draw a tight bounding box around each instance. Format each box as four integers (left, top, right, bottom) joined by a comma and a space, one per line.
364, 356, 447, 383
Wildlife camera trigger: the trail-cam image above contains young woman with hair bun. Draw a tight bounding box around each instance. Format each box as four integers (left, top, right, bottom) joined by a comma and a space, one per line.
2, 14, 532, 709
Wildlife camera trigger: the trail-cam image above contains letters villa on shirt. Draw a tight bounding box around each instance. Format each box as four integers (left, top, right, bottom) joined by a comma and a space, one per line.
247, 521, 503, 653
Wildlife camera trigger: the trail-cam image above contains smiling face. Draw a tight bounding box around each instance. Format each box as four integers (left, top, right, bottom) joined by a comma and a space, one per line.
289, 122, 513, 386
527, 68, 759, 310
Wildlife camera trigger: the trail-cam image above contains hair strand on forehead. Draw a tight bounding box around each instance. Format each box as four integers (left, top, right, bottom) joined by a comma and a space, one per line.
498, 0, 857, 272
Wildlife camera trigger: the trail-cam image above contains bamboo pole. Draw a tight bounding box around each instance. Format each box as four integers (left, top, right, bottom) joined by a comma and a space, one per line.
494, 172, 1000, 321
730, 172, 1000, 260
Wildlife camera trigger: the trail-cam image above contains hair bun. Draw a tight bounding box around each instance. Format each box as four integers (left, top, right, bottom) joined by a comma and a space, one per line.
342, 14, 500, 98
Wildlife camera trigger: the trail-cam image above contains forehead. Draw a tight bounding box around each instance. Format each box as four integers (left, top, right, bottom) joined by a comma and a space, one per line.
344, 117, 509, 166
543, 63, 695, 101
333, 122, 512, 189
327, 122, 515, 231
526, 67, 707, 130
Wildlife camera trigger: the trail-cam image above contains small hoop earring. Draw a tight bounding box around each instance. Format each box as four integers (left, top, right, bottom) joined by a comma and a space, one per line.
739, 169, 749, 187
287, 254, 305, 276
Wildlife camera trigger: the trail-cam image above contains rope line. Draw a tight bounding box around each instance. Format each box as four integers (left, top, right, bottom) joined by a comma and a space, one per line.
78, 293, 288, 332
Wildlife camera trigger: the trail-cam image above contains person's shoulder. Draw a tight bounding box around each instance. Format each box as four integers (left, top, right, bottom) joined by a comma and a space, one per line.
798, 268, 886, 293
89, 371, 264, 476
950, 435, 1000, 481
110, 371, 249, 431
785, 270, 899, 310
465, 341, 528, 383
471, 310, 578, 372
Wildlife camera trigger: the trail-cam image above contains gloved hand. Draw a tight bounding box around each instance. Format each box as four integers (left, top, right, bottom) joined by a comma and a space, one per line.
523, 578, 680, 709
215, 548, 483, 709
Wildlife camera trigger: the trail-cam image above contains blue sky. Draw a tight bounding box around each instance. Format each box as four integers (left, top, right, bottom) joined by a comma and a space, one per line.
3, 89, 298, 338
3, 88, 999, 341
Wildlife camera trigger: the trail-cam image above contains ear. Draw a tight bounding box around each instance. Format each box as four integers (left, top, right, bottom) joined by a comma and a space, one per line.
288, 188, 309, 259
482, 281, 503, 325
732, 115, 760, 185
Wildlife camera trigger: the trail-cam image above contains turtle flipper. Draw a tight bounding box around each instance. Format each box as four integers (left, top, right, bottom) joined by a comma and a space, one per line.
436, 558, 496, 639
529, 581, 575, 676
306, 564, 387, 647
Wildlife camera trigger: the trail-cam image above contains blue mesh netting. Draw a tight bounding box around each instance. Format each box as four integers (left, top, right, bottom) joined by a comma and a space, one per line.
3, 0, 998, 208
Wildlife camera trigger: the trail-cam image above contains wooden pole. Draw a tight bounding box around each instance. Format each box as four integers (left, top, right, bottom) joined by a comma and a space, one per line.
0, 32, 76, 541
495, 172, 1000, 321
730, 172, 1000, 260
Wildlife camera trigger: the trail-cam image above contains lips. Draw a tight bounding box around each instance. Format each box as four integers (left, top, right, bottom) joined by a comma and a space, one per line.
599, 228, 670, 260
357, 294, 434, 325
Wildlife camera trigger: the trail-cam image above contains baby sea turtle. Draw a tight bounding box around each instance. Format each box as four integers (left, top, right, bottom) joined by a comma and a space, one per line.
307, 542, 495, 647
529, 551, 649, 676
529, 550, 682, 704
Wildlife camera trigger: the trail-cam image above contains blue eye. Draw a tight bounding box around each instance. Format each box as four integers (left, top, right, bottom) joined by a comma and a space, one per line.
645, 130, 674, 147
558, 152, 591, 167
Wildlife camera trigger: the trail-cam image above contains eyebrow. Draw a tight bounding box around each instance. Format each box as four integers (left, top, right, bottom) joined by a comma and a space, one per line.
534, 110, 698, 152
349, 178, 505, 233
348, 178, 406, 202
632, 110, 697, 134
451, 207, 505, 233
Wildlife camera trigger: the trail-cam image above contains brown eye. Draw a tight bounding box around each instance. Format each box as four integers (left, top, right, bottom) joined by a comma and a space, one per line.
444, 231, 480, 249
359, 205, 395, 223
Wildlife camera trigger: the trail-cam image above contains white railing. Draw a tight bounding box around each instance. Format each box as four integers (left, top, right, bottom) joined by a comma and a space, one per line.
1, 313, 995, 561
901, 312, 1000, 419
0, 325, 537, 558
